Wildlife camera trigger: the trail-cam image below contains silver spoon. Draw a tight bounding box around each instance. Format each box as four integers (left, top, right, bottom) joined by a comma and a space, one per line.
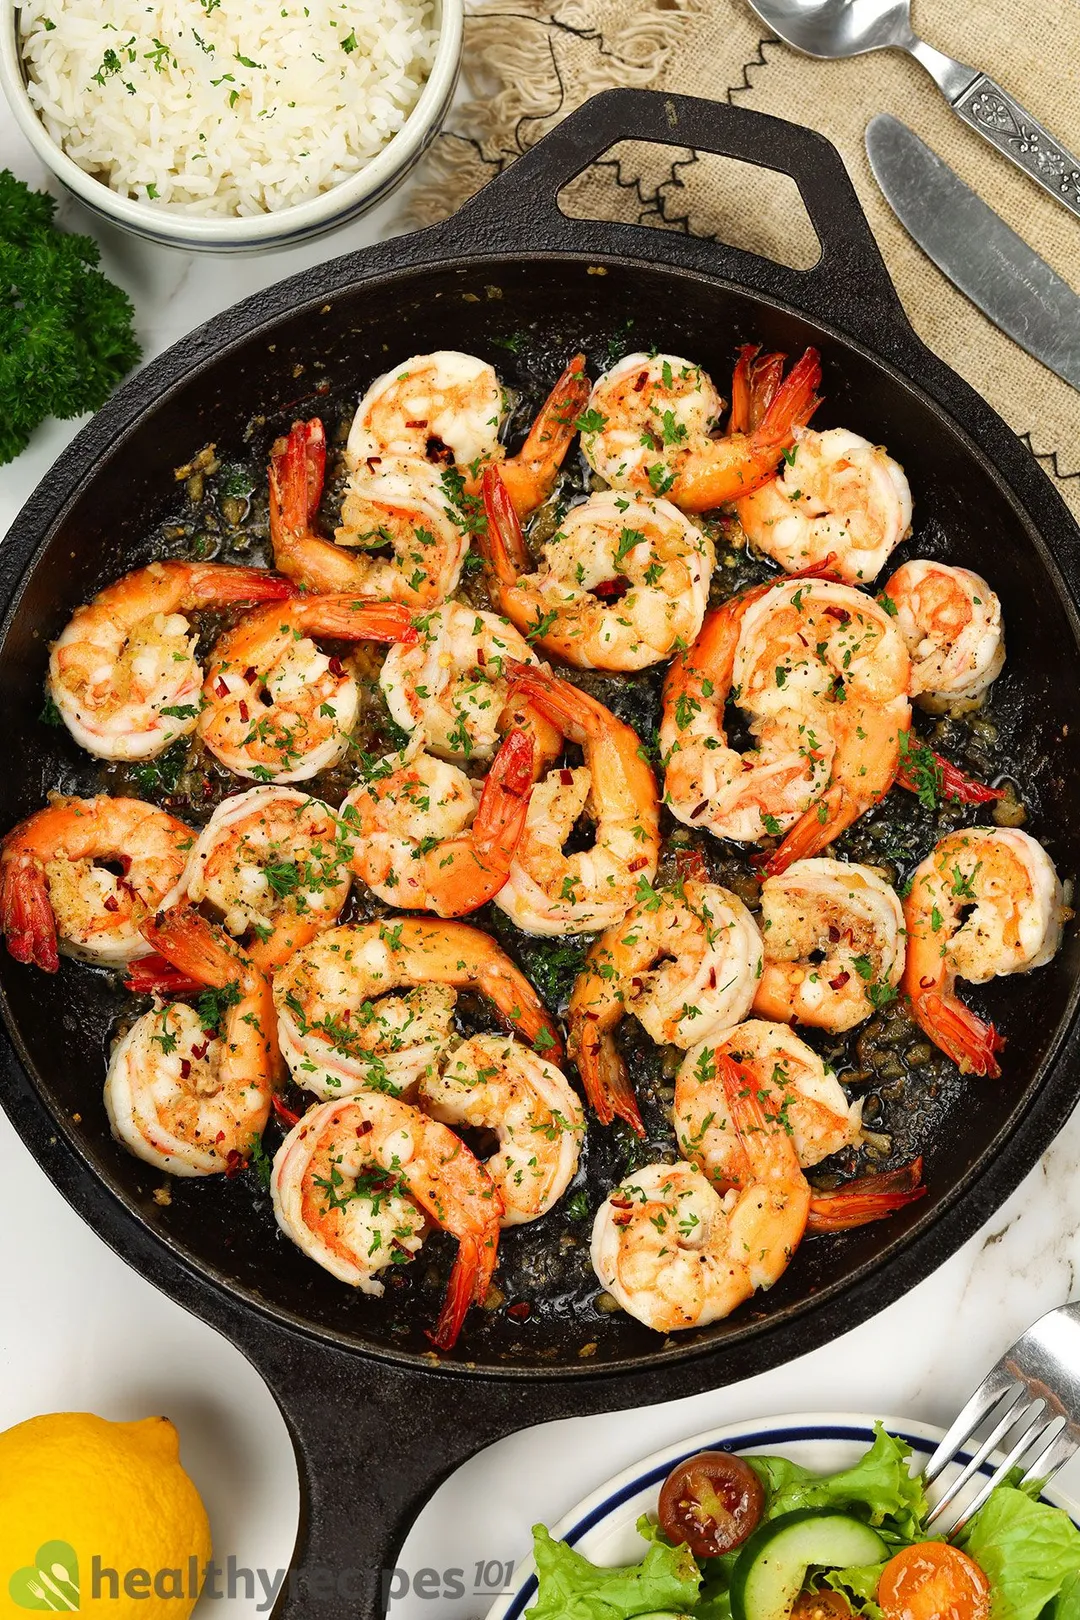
743, 0, 1080, 221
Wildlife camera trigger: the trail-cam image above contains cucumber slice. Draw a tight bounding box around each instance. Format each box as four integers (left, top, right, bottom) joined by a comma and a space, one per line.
730, 1509, 888, 1620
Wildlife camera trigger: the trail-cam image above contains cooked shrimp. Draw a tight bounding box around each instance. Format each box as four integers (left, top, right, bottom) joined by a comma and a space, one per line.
493, 665, 661, 936
903, 828, 1064, 1076
199, 596, 415, 782
48, 560, 294, 762
347, 351, 507, 471
661, 584, 837, 846
568, 880, 763, 1134
104, 909, 275, 1176
380, 601, 540, 761
581, 345, 822, 512
736, 428, 912, 584
419, 1032, 584, 1225
676, 1019, 862, 1174
178, 787, 351, 970
349, 350, 590, 517
269, 419, 469, 605
481, 478, 715, 671
1, 795, 191, 972
579, 353, 725, 493
591, 1054, 810, 1332
754, 857, 906, 1032
271, 1090, 503, 1349
341, 728, 534, 917
884, 560, 1005, 712
738, 579, 910, 872
273, 918, 562, 1100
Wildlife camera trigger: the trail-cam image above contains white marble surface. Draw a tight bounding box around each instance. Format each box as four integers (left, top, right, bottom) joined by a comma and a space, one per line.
4, 101, 1080, 1620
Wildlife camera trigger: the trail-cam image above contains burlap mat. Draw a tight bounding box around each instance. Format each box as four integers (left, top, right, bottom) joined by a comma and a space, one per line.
406, 0, 1080, 522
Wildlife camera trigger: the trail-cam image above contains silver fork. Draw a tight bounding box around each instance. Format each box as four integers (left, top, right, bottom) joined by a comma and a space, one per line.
923, 1302, 1080, 1536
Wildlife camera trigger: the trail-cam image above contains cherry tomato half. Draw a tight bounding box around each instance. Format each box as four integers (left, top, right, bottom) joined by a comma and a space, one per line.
791, 1592, 855, 1620
878, 1542, 991, 1620
657, 1450, 765, 1558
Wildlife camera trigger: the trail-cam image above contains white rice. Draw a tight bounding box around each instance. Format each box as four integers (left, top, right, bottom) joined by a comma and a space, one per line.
18, 0, 438, 216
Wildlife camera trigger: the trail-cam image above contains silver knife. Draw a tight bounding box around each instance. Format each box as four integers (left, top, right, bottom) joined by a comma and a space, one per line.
866, 113, 1080, 392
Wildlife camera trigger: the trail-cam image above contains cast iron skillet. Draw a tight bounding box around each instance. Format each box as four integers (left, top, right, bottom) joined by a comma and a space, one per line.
3, 90, 1080, 1618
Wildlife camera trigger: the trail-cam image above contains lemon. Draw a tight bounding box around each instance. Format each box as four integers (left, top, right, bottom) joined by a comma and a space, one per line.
0, 1413, 211, 1618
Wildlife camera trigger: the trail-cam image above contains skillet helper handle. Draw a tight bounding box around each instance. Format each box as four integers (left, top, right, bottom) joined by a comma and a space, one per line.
229, 1317, 528, 1620
451, 87, 911, 350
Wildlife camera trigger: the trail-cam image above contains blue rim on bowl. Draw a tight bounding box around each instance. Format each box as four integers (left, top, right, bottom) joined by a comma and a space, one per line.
0, 0, 463, 251
483, 1412, 1080, 1620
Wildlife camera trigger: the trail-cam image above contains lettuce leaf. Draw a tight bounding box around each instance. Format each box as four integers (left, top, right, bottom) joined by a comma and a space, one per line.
957, 1485, 1080, 1620
822, 1562, 887, 1619
750, 1425, 926, 1541
525, 1523, 701, 1619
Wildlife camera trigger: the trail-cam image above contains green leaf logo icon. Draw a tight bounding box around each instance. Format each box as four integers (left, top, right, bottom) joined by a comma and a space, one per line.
8, 1541, 80, 1611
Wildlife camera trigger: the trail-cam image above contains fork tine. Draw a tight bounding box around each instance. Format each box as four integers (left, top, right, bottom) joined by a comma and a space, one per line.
923, 1371, 1020, 1485
1019, 1417, 1077, 1492
944, 1406, 1056, 1536
924, 1385, 1033, 1524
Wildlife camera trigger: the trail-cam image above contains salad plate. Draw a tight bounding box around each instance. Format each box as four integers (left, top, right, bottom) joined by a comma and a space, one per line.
485, 1410, 1080, 1619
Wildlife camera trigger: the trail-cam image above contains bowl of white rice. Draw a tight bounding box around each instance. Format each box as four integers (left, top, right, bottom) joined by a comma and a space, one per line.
0, 0, 462, 251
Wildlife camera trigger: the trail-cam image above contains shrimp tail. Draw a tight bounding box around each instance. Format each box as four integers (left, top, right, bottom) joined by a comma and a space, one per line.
428, 1230, 500, 1351
715, 1053, 767, 1183
572, 1020, 645, 1137
301, 597, 418, 644
0, 857, 59, 972
910, 989, 1004, 1077
123, 953, 203, 995
494, 354, 592, 518
750, 347, 822, 454
140, 907, 241, 990
190, 565, 298, 607
806, 1158, 927, 1233
896, 744, 1005, 806
759, 782, 852, 877
270, 418, 327, 541
479, 466, 531, 584
472, 728, 534, 855
729, 345, 785, 434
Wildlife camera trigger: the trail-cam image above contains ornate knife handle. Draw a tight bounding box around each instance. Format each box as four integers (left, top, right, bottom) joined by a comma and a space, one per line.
953, 75, 1080, 221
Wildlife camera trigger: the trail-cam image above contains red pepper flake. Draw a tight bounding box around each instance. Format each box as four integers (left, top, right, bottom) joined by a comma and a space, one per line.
689, 800, 709, 820
272, 1095, 301, 1128
613, 1212, 634, 1227
559, 768, 574, 785
179, 1058, 192, 1079
215, 678, 229, 699
243, 666, 257, 684
829, 970, 850, 990
707, 967, 717, 989
828, 924, 841, 942
225, 1148, 246, 1179
355, 1120, 373, 1137
328, 656, 345, 677
823, 605, 850, 624
609, 1194, 633, 1210
633, 371, 648, 393
191, 1041, 209, 1061
238, 700, 249, 722
404, 418, 428, 429
627, 855, 648, 872
920, 975, 936, 990
593, 577, 630, 601
507, 1300, 531, 1321
103, 894, 119, 912
366, 456, 382, 471
475, 648, 486, 667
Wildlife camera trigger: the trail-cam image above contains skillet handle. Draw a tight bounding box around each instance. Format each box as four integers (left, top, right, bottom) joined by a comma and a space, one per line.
226, 1313, 534, 1619
449, 87, 911, 351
